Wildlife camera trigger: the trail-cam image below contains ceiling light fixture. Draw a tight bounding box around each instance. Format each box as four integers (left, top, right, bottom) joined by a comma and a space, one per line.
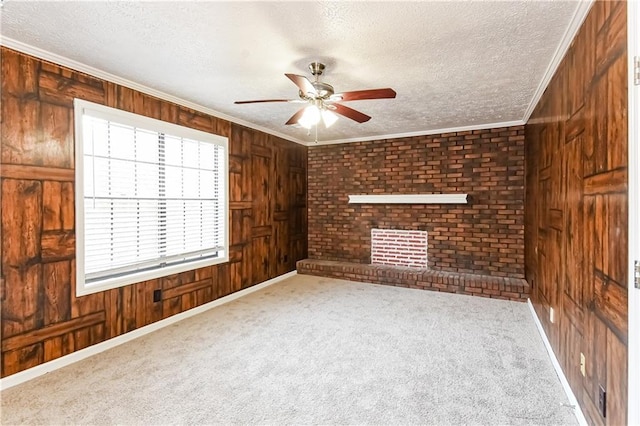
321, 109, 338, 128
235, 61, 396, 140
298, 105, 320, 129
298, 104, 338, 129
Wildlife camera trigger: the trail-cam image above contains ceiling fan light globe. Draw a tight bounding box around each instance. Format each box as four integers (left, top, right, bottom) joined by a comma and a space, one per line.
322, 110, 339, 128
299, 105, 320, 128
298, 119, 313, 129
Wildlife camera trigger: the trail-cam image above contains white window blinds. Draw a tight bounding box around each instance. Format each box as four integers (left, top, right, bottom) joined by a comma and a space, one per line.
75, 100, 228, 295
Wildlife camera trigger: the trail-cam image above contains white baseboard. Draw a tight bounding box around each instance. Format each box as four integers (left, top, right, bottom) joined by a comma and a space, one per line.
527, 299, 588, 426
0, 271, 297, 391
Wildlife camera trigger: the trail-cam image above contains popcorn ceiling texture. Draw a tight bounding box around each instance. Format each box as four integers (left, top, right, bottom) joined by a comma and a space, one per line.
307, 126, 526, 278
0, 1, 580, 143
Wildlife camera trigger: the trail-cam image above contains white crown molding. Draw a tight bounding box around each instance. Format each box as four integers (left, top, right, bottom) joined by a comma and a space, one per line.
521, 0, 594, 122
348, 193, 468, 204
305, 120, 525, 146
0, 271, 298, 390
0, 37, 307, 146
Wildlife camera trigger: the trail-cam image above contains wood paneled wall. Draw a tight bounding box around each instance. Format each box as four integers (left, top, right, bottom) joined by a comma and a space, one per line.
525, 1, 627, 424
0, 48, 307, 377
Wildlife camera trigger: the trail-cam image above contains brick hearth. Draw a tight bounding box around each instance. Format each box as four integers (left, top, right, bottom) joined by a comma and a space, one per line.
297, 259, 529, 302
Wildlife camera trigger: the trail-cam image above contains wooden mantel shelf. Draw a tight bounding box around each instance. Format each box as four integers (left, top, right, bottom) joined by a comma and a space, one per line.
348, 194, 468, 204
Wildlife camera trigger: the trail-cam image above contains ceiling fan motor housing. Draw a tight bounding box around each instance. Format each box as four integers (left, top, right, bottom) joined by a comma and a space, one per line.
309, 81, 334, 99
301, 62, 333, 99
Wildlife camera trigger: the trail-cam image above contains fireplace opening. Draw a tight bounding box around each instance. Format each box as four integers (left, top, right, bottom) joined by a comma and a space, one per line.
371, 228, 428, 268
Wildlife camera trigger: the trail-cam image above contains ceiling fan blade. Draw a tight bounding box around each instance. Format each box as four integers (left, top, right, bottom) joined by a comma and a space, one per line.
285, 73, 317, 96
331, 88, 396, 102
332, 104, 371, 123
285, 107, 306, 125
234, 99, 295, 104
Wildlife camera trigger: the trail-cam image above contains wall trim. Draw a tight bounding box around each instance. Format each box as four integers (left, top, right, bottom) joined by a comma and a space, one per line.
348, 193, 468, 204
521, 0, 594, 122
0, 271, 297, 391
0, 37, 307, 146
627, 1, 640, 424
527, 299, 588, 426
306, 120, 525, 146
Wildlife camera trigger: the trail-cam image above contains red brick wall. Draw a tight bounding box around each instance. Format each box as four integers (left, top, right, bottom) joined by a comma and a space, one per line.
307, 126, 525, 278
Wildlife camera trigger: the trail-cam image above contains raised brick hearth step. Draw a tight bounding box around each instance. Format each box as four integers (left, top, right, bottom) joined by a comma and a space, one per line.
297, 259, 529, 302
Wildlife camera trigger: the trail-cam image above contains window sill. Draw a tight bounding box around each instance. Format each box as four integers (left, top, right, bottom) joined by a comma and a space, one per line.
76, 255, 229, 297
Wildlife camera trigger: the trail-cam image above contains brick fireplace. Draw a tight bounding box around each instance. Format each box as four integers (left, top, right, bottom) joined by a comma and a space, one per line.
299, 125, 528, 301
306, 126, 525, 279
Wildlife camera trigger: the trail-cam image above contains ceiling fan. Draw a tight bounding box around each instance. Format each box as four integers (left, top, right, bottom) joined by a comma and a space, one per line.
234, 62, 396, 129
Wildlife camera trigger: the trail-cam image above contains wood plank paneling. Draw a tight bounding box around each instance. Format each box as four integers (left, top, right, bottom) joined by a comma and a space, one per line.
0, 47, 307, 377
606, 330, 627, 426
42, 261, 72, 326
1, 265, 42, 338
275, 220, 290, 276
564, 135, 584, 315
216, 263, 231, 299
135, 279, 162, 328
44, 181, 64, 231
1, 344, 43, 377
162, 278, 212, 299
38, 70, 105, 107
39, 101, 74, 168
1, 179, 42, 267
41, 231, 75, 261
524, 2, 627, 424
0, 164, 74, 181
584, 169, 627, 195
178, 108, 214, 133
251, 236, 272, 284
1, 312, 105, 352
252, 154, 271, 227
1, 96, 41, 165
1, 48, 39, 97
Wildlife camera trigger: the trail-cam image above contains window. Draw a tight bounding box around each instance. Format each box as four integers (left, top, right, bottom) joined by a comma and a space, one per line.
74, 99, 228, 296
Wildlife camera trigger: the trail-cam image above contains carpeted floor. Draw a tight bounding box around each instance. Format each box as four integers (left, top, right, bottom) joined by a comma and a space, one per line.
1, 275, 578, 425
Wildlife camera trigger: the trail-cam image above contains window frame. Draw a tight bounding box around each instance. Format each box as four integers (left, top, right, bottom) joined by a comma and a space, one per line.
74, 99, 229, 296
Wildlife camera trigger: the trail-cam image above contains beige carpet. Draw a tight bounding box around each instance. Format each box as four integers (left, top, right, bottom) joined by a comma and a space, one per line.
1, 275, 577, 425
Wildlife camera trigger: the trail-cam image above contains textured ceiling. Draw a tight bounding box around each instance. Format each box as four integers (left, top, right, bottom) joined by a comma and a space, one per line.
0, 1, 584, 145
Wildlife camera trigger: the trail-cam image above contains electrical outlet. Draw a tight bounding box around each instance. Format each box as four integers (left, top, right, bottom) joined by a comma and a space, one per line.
549, 307, 555, 323
153, 289, 162, 303
598, 385, 606, 418
580, 353, 586, 377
